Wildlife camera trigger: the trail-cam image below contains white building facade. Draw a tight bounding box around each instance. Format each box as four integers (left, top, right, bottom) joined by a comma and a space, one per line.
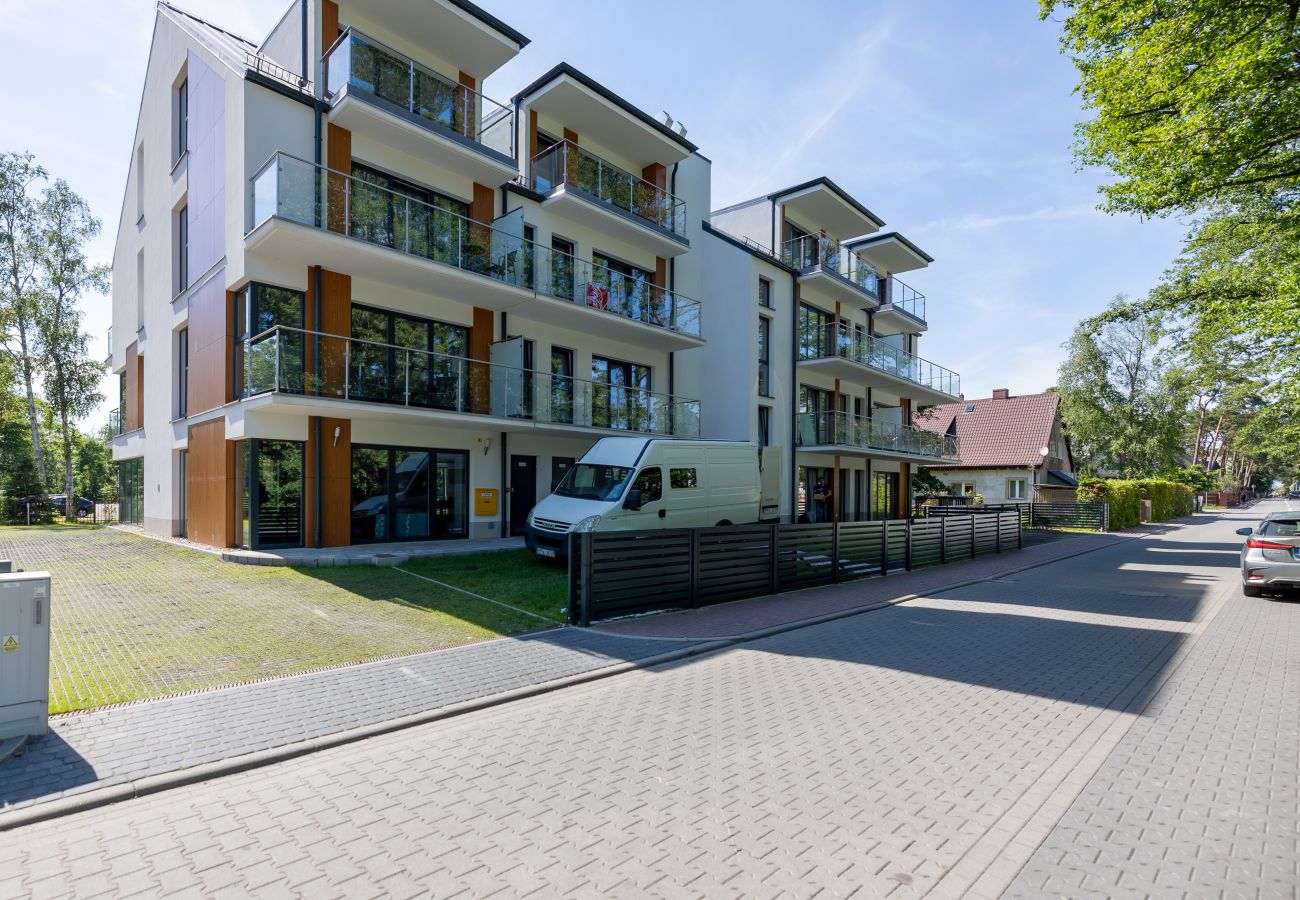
109, 0, 960, 550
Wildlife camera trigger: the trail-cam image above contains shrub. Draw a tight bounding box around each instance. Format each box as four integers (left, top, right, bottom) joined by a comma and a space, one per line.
1077, 477, 1193, 529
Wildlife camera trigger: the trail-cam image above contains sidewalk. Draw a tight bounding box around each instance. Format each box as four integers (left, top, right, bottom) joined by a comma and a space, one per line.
0, 526, 1140, 827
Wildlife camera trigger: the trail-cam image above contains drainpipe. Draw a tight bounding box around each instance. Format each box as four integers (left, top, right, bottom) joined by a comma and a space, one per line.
313, 264, 322, 548
501, 310, 509, 537
300, 0, 308, 88
668, 162, 680, 430
789, 274, 798, 523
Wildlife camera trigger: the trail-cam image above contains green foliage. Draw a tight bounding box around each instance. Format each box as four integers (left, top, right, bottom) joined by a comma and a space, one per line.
911, 467, 949, 495
1164, 466, 1217, 493
1077, 476, 1194, 529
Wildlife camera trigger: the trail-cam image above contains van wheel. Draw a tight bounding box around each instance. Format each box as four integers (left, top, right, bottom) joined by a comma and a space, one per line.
1243, 584, 1263, 597
715, 519, 733, 527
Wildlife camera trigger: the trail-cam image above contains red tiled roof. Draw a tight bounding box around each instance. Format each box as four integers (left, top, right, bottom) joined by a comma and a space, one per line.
913, 391, 1061, 469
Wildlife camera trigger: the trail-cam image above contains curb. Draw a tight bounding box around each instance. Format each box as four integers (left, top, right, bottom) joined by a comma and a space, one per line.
0, 526, 1154, 831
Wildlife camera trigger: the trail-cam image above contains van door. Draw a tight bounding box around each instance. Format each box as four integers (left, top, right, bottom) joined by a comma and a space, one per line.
619, 466, 665, 529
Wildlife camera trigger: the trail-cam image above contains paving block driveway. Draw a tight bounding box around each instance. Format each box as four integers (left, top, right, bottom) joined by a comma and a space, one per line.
2, 506, 1294, 897
0, 527, 562, 713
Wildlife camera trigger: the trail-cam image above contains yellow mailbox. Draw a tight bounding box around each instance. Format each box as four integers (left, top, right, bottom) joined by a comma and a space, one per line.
474, 488, 499, 516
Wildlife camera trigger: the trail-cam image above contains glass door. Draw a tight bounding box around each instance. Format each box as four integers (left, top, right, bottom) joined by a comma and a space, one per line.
392, 450, 431, 539
434, 451, 467, 537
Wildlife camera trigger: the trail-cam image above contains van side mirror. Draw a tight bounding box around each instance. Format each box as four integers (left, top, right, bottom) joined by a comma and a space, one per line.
1236, 527, 1253, 536
623, 488, 643, 511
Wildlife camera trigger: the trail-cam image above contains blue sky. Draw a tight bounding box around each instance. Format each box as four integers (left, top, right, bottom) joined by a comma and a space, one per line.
0, 0, 1188, 427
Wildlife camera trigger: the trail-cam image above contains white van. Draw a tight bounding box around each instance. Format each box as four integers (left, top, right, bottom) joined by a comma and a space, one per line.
525, 437, 782, 559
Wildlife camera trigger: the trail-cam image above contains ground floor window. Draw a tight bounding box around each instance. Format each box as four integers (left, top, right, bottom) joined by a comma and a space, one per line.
797, 466, 833, 523
954, 481, 976, 496
1007, 477, 1027, 501
118, 458, 144, 525
351, 445, 468, 543
872, 471, 899, 520
234, 440, 304, 550
177, 450, 188, 537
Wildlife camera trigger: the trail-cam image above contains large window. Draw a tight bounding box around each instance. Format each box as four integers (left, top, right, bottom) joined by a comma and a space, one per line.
798, 385, 835, 445
177, 327, 188, 418
351, 445, 468, 542
235, 283, 305, 397
758, 277, 773, 309
349, 163, 470, 266
758, 316, 772, 397
758, 406, 771, 447
551, 237, 575, 300
234, 440, 304, 549
175, 205, 188, 294
1007, 478, 1028, 501
872, 471, 899, 520
591, 252, 660, 323
799, 303, 833, 359
592, 355, 651, 431
349, 304, 467, 409
175, 78, 187, 162
550, 347, 574, 424
118, 458, 144, 525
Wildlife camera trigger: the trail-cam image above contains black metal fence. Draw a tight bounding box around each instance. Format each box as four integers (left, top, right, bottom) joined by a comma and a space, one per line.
924, 501, 1108, 532
568, 510, 1022, 625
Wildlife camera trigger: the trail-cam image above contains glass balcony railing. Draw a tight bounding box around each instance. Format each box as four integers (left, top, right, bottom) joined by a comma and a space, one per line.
531, 140, 687, 239
249, 153, 702, 339
781, 234, 880, 300
796, 411, 959, 460
885, 276, 926, 322
107, 407, 122, 437
801, 322, 960, 397
323, 28, 514, 157
243, 325, 701, 438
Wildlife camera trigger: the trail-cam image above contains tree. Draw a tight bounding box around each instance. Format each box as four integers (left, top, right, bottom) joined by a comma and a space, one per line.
1056, 295, 1188, 475
0, 151, 48, 482
34, 179, 107, 520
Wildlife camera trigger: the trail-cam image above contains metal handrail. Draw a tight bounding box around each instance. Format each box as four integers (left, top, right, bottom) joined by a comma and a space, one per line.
530, 140, 687, 237
796, 410, 960, 459
248, 152, 703, 338
242, 325, 701, 437
781, 233, 880, 299
802, 321, 960, 396
885, 276, 927, 322
323, 27, 513, 151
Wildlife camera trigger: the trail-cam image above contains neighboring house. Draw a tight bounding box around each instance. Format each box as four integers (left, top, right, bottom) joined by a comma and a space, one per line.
108, 0, 959, 550
913, 389, 1076, 505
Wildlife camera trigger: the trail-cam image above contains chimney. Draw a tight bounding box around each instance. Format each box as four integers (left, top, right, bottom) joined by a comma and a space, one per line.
992, 388, 1010, 400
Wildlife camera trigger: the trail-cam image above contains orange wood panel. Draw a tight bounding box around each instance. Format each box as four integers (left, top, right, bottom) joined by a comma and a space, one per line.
124, 342, 140, 430
186, 288, 232, 414
187, 419, 234, 548
468, 306, 493, 414
326, 123, 351, 233
642, 163, 666, 191
321, 0, 339, 53
304, 416, 351, 547
562, 128, 579, 182
455, 72, 476, 137
305, 268, 351, 398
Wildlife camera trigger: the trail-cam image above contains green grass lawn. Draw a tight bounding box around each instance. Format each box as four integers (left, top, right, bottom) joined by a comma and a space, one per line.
0, 527, 568, 714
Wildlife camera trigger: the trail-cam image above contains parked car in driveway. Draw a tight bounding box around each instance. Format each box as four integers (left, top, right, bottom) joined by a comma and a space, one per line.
47, 494, 94, 517
1237, 512, 1300, 596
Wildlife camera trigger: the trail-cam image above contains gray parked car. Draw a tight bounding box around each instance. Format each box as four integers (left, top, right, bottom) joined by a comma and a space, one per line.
1237, 512, 1300, 596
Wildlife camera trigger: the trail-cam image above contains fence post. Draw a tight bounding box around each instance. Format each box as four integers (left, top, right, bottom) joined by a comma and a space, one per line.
996, 511, 1002, 554
904, 517, 913, 571
1102, 503, 1109, 532
1017, 511, 1023, 549
880, 521, 889, 576
831, 522, 841, 583
768, 523, 779, 594
939, 516, 947, 564
688, 528, 701, 608
969, 512, 976, 559
577, 532, 594, 627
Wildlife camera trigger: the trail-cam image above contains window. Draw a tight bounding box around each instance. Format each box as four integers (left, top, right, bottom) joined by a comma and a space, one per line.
177, 328, 188, 418
176, 450, 188, 538
234, 284, 305, 398
758, 277, 772, 309
136, 250, 145, 330
176, 205, 188, 294
798, 385, 835, 445
348, 304, 466, 408
592, 355, 651, 431
551, 237, 576, 300
175, 78, 188, 162
758, 406, 771, 447
631, 467, 662, 504
350, 446, 468, 543
955, 482, 976, 496
592, 252, 658, 323
1007, 478, 1028, 501
798, 303, 833, 359
348, 163, 469, 262
670, 468, 698, 489
757, 316, 772, 397
135, 144, 145, 221
550, 347, 574, 423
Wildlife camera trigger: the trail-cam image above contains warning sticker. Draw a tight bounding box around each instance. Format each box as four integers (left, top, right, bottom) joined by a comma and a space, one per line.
2, 635, 17, 652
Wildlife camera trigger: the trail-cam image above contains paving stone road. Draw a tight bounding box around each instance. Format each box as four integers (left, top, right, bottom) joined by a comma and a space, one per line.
1, 506, 1294, 898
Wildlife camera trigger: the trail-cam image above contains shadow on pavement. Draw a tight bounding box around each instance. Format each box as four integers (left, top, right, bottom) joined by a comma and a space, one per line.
0, 732, 99, 810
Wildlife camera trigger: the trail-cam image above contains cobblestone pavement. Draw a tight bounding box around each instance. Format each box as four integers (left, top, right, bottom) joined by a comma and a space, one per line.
2, 507, 1280, 898
0, 627, 696, 814
0, 527, 564, 713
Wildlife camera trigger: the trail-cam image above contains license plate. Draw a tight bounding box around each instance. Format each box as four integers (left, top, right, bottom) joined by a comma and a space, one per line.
535, 547, 556, 559
1293, 548, 1300, 560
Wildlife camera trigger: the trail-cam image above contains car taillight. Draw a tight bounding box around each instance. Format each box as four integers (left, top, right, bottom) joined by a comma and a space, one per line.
1246, 538, 1294, 550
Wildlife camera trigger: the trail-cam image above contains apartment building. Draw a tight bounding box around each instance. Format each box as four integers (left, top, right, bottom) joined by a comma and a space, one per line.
109, 0, 959, 551
694, 179, 961, 521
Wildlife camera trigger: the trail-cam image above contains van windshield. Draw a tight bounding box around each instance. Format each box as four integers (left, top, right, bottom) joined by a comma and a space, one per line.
552, 464, 634, 501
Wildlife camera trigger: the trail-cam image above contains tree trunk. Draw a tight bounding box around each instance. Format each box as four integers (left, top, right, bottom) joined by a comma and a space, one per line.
1190, 403, 1207, 468
18, 323, 45, 483
60, 406, 75, 522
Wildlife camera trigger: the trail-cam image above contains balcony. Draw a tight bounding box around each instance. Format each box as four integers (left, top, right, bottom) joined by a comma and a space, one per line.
107, 407, 122, 437
324, 28, 516, 184
782, 234, 880, 309
240, 325, 701, 438
247, 153, 703, 351
796, 412, 960, 463
799, 322, 960, 404
875, 276, 927, 333
531, 140, 688, 256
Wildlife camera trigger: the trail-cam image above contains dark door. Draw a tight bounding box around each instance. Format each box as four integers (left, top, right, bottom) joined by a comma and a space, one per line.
551, 457, 575, 492
510, 455, 537, 536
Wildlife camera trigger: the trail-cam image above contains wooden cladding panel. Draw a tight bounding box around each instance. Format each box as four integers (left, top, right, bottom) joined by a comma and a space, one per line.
124, 342, 141, 431
468, 306, 493, 414
305, 416, 351, 548
187, 288, 232, 414
187, 419, 233, 548
326, 124, 351, 233
321, 0, 339, 54
304, 269, 351, 398
642, 163, 666, 191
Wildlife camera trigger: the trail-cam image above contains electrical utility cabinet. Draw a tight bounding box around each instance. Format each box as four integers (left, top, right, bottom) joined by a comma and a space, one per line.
0, 571, 51, 739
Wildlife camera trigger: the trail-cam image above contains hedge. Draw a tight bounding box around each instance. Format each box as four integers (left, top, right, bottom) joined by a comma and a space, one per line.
1076, 478, 1194, 530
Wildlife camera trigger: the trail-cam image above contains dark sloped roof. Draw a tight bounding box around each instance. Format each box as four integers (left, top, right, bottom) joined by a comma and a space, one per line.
914, 391, 1062, 469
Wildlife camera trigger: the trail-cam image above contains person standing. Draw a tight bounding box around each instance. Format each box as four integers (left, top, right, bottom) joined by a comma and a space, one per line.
812, 477, 830, 523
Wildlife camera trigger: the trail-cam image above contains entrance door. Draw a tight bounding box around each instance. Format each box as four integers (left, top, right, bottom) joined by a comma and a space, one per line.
510, 455, 537, 536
